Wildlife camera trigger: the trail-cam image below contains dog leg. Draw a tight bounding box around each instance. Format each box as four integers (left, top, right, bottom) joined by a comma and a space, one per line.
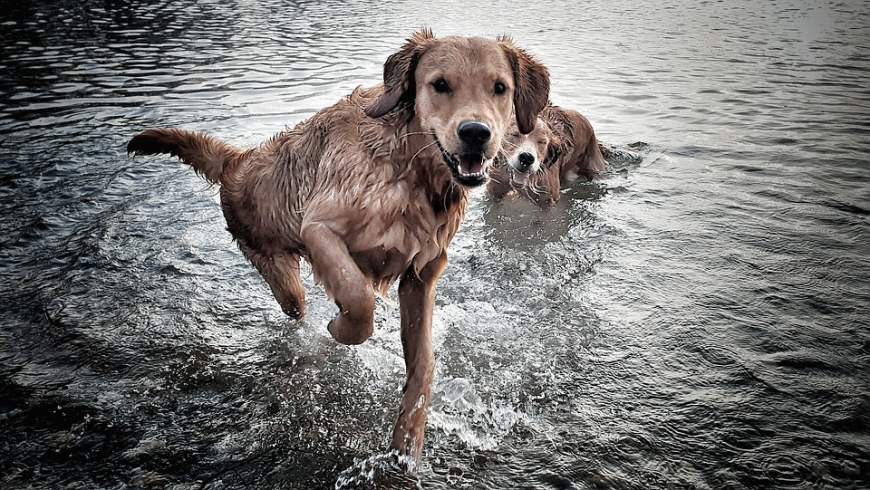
302, 223, 375, 345
243, 247, 306, 319
390, 252, 447, 466
486, 169, 513, 200
547, 169, 561, 206
263, 254, 306, 319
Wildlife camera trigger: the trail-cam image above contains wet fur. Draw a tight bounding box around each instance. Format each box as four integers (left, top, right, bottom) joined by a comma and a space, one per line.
488, 105, 605, 206
127, 30, 549, 466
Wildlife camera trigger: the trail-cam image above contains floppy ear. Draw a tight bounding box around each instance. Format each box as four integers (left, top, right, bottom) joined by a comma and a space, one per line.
366, 29, 435, 118
545, 136, 562, 167
498, 36, 550, 135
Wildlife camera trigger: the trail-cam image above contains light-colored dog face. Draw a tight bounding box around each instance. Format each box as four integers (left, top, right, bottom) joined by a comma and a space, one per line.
413, 38, 514, 185
503, 118, 553, 185
366, 30, 550, 188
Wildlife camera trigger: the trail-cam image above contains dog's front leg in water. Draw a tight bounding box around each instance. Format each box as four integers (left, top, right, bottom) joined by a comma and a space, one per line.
301, 222, 376, 345
391, 251, 448, 466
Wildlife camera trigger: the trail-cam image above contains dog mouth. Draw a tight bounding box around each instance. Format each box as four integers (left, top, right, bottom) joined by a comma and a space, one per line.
511, 169, 530, 186
509, 158, 535, 186
435, 138, 488, 187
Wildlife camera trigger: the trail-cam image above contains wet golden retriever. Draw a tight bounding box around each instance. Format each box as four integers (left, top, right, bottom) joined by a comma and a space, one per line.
487, 105, 605, 206
127, 30, 549, 466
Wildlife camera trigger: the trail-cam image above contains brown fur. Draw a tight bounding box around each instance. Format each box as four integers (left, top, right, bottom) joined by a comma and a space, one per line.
127, 30, 549, 466
487, 104, 605, 206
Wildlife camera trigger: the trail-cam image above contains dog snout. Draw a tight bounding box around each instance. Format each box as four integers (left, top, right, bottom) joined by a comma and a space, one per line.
516, 152, 535, 172
457, 121, 491, 149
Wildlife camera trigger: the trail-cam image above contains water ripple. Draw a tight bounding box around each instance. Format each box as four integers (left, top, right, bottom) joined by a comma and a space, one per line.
2, 0, 869, 488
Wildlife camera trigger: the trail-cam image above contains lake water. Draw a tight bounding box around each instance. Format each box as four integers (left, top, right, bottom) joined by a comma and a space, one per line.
1, 0, 868, 488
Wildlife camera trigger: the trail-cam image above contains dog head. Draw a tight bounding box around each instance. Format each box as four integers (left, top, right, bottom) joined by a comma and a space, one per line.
501, 117, 559, 186
366, 30, 550, 188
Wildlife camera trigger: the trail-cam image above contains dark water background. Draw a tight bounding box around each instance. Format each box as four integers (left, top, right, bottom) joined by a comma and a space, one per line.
2, 0, 869, 488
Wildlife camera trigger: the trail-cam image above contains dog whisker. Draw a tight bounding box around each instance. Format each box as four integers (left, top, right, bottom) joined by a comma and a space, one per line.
409, 139, 439, 165
399, 131, 438, 140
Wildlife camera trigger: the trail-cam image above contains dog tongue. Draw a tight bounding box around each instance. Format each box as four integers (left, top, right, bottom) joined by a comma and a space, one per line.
458, 153, 484, 174
460, 160, 483, 174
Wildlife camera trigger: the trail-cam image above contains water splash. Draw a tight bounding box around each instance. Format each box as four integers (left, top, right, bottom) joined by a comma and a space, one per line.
429, 378, 531, 451
334, 450, 421, 490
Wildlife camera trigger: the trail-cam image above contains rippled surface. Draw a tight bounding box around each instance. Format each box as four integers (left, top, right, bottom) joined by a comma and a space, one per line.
2, 1, 869, 488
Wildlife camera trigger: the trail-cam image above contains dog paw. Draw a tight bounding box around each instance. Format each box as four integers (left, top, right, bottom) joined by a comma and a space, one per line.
280, 304, 304, 319
327, 316, 372, 345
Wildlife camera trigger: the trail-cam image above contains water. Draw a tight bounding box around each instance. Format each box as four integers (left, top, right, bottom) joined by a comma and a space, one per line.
1, 1, 869, 488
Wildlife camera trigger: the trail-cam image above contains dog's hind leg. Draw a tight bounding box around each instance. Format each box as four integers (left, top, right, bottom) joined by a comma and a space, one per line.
301, 223, 375, 345
390, 251, 448, 467
242, 245, 306, 319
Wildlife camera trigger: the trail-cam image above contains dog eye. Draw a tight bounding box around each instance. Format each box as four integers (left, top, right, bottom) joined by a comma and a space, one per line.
494, 82, 506, 95
432, 78, 450, 94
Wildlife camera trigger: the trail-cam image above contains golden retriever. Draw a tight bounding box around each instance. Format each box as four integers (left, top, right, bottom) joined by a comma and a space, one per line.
127, 29, 549, 466
487, 104, 605, 206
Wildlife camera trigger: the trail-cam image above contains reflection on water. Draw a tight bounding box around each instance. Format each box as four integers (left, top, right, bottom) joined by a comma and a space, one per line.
1, 0, 869, 488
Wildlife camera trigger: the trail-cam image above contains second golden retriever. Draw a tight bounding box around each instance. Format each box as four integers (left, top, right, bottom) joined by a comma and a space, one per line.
127, 30, 549, 466
487, 104, 606, 206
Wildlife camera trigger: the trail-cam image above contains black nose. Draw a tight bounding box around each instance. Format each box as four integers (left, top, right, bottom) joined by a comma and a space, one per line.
457, 121, 491, 148
517, 152, 535, 171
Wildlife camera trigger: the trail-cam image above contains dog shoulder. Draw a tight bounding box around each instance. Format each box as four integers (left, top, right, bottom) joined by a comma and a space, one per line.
299, 86, 400, 162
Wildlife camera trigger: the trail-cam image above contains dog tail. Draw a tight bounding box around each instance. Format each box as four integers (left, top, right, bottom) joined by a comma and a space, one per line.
127, 128, 242, 184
